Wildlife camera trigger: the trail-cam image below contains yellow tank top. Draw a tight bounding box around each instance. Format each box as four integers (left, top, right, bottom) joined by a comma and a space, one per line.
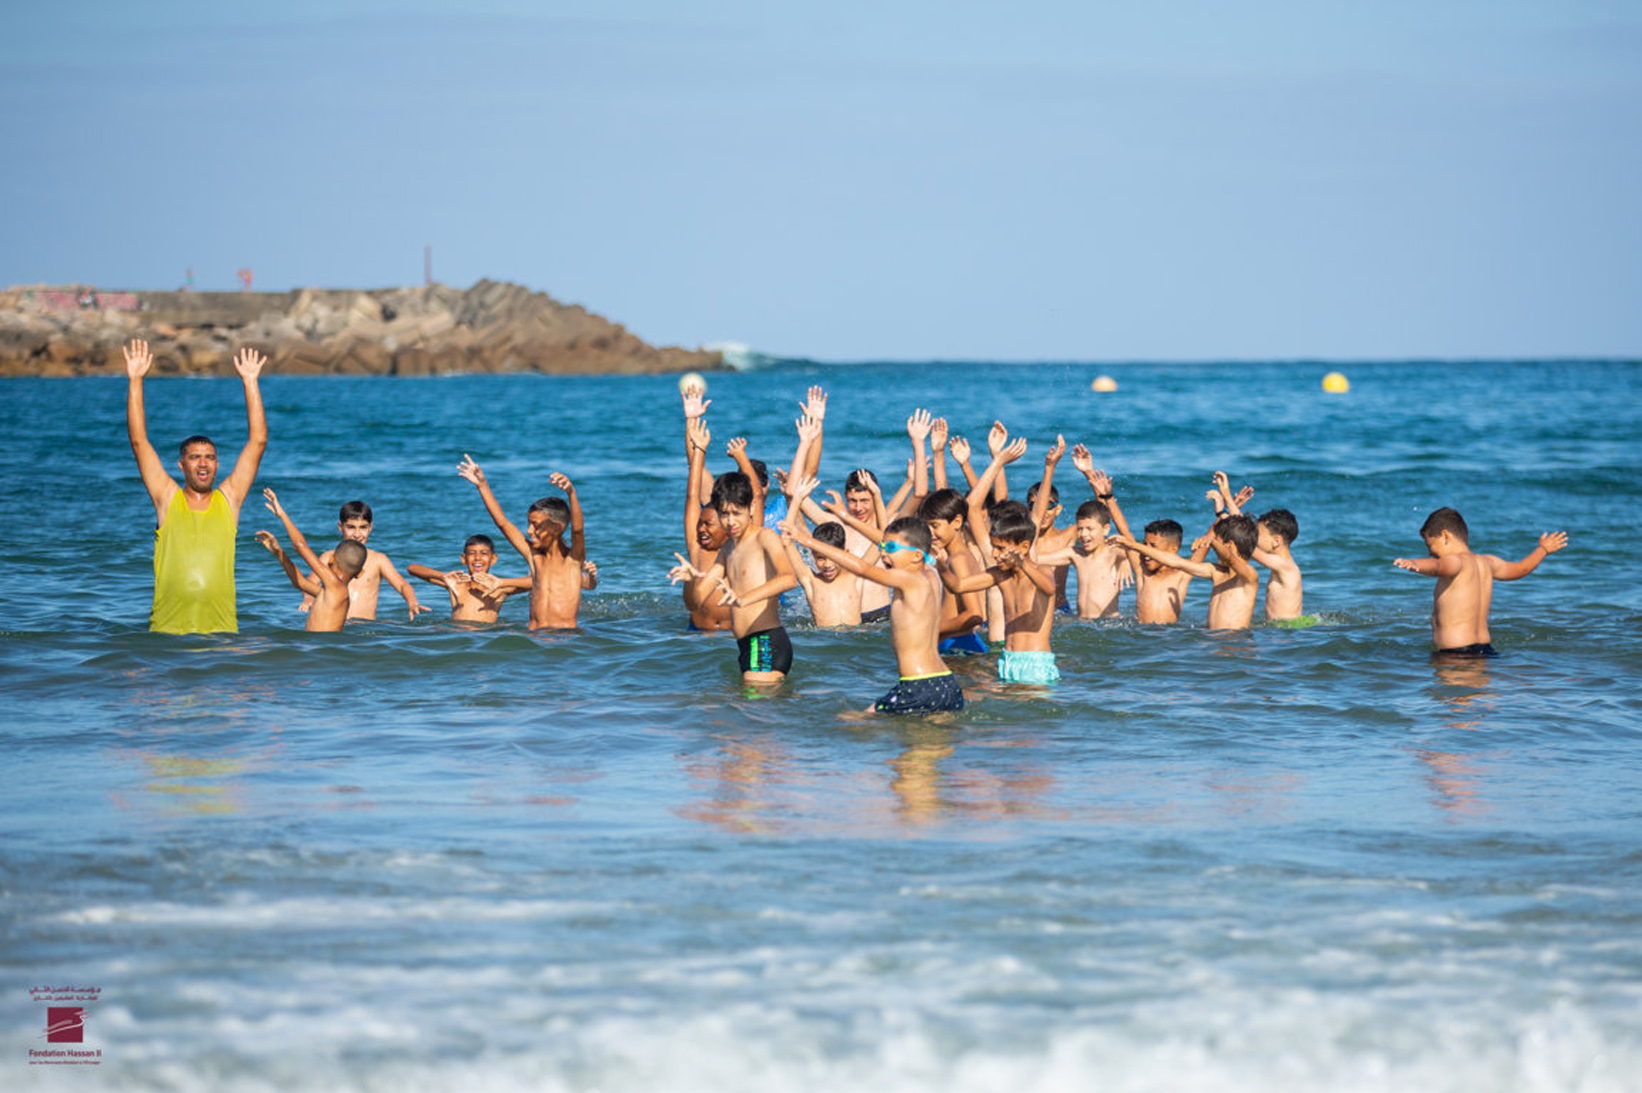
151, 489, 238, 633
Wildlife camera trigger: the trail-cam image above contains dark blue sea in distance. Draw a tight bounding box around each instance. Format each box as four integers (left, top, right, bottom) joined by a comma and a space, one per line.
3, 359, 1640, 1091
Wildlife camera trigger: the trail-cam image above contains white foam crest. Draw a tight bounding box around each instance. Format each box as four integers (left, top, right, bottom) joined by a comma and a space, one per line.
53, 894, 614, 928
8, 997, 1635, 1093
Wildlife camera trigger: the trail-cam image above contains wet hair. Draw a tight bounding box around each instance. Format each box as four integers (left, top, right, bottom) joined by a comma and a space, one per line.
463, 534, 495, 553
1421, 507, 1469, 543
988, 501, 1037, 546
710, 471, 754, 512
1257, 508, 1298, 546
1214, 514, 1258, 559
178, 434, 215, 457
747, 458, 770, 489
338, 500, 373, 524
918, 488, 967, 524
884, 515, 932, 554
1144, 518, 1184, 547
1075, 499, 1112, 524
334, 539, 368, 576
528, 497, 571, 528
844, 469, 878, 494
1025, 482, 1061, 509
813, 521, 847, 549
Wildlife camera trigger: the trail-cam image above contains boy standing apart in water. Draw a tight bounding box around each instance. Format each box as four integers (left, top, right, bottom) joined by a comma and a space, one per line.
298, 501, 428, 622
256, 488, 365, 632
1394, 507, 1567, 656
458, 455, 588, 630
786, 480, 963, 714
670, 471, 798, 685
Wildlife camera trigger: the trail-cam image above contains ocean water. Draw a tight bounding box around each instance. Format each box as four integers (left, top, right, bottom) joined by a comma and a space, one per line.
2, 359, 1640, 1092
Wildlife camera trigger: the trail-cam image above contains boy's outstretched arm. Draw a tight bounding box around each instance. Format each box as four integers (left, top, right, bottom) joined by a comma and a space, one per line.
262, 488, 345, 596
930, 417, 949, 491
221, 347, 270, 515
1032, 434, 1065, 531
458, 455, 532, 564
726, 437, 766, 526
550, 472, 585, 561
1393, 555, 1457, 577
1489, 531, 1568, 580
1115, 534, 1218, 579
907, 409, 932, 500
684, 418, 711, 553
966, 432, 1028, 557
786, 412, 821, 506
377, 555, 430, 618
406, 564, 453, 588
256, 530, 320, 595
885, 459, 916, 521
800, 386, 826, 479
949, 436, 979, 491
986, 421, 1011, 502
786, 481, 914, 593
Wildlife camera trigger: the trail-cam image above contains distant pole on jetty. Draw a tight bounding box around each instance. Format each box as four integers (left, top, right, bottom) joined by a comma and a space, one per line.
424, 245, 433, 287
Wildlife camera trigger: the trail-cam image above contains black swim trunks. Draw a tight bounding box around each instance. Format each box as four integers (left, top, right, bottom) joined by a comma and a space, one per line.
737, 626, 793, 675
1435, 643, 1498, 658
860, 605, 892, 624
874, 672, 965, 715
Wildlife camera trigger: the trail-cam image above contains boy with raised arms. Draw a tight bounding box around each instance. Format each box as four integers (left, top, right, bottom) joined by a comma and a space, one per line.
939, 427, 1059, 683
1102, 479, 1201, 625
680, 415, 733, 631
1208, 472, 1306, 623
1116, 514, 1262, 631
407, 534, 534, 624
785, 478, 962, 715
458, 455, 588, 630
670, 471, 799, 685
1393, 507, 1567, 656
1050, 446, 1134, 618
1027, 435, 1075, 611
298, 501, 428, 622
256, 488, 365, 633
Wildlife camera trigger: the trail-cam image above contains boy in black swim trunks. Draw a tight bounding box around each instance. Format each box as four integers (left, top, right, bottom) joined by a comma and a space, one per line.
785, 476, 962, 716
669, 470, 798, 686
1393, 507, 1568, 656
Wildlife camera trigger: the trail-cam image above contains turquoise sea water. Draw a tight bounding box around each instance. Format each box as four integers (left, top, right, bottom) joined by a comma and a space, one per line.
3, 360, 1641, 1091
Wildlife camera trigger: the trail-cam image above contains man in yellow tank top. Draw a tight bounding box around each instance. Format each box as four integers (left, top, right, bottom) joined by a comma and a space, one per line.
124, 339, 269, 633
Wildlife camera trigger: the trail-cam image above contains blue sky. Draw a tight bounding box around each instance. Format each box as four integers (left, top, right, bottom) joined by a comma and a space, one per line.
2, 0, 1638, 360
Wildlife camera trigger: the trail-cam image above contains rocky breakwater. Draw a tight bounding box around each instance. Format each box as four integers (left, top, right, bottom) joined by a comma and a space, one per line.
0, 281, 723, 377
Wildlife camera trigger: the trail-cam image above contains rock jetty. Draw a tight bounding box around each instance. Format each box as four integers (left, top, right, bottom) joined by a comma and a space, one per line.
0, 281, 723, 377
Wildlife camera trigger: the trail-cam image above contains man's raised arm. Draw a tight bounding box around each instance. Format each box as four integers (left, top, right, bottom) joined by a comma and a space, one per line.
221, 347, 269, 516
124, 339, 176, 523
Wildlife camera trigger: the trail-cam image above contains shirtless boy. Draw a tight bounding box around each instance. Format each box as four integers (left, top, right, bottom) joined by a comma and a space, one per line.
669, 472, 798, 685
256, 488, 365, 633
783, 521, 867, 626
1027, 435, 1075, 611
917, 488, 986, 654
1393, 507, 1568, 656
1105, 479, 1199, 624
407, 534, 533, 623
681, 416, 733, 631
1253, 509, 1305, 622
940, 431, 1059, 683
459, 455, 588, 630
1207, 472, 1305, 623
786, 484, 962, 715
298, 501, 427, 622
1116, 514, 1261, 631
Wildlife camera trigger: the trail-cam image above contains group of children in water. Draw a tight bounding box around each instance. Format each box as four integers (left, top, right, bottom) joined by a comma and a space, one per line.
257, 380, 1569, 717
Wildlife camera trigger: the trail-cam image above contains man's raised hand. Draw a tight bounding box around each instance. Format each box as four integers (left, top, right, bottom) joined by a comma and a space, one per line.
123, 339, 153, 379
233, 346, 267, 380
